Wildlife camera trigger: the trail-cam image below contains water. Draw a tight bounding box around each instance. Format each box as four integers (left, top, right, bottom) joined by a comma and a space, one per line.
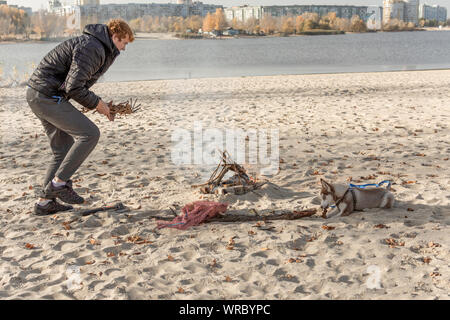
1, 30, 450, 83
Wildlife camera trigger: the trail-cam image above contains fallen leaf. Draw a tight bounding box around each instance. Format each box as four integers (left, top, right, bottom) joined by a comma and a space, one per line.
107, 252, 115, 257
360, 174, 377, 180
226, 238, 235, 250
430, 272, 441, 277
51, 233, 64, 237
260, 247, 270, 251
85, 260, 95, 265
168, 255, 175, 261
248, 230, 256, 235
210, 259, 217, 268
25, 243, 35, 249
374, 224, 389, 229
178, 287, 185, 293
407, 208, 414, 212
286, 258, 302, 264
89, 238, 98, 245
428, 242, 441, 248
423, 257, 431, 264
321, 225, 335, 231
225, 276, 232, 282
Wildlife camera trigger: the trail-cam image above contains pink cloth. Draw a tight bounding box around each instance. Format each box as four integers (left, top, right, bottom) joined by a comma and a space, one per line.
157, 201, 228, 230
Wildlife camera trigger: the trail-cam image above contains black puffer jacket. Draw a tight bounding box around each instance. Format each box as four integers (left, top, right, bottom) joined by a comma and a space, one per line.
28, 24, 120, 110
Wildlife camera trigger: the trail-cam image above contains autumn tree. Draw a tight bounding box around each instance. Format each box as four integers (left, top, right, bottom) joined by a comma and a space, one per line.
230, 17, 243, 31
214, 8, 227, 31
129, 17, 144, 32
0, 4, 30, 35
202, 13, 215, 32
31, 11, 65, 38
280, 16, 295, 34
185, 15, 202, 32
295, 15, 305, 33
350, 15, 367, 32
260, 14, 276, 34
243, 17, 259, 34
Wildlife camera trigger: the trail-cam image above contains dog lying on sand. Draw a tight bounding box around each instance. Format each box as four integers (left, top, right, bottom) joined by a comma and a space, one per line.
320, 179, 394, 218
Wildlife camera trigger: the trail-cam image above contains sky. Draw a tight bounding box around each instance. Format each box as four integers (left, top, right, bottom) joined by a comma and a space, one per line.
6, 0, 450, 12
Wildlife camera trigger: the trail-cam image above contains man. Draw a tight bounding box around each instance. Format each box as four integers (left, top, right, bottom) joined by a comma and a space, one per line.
26, 19, 134, 215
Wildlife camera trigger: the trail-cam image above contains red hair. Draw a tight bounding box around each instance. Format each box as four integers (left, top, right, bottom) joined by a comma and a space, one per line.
107, 19, 134, 42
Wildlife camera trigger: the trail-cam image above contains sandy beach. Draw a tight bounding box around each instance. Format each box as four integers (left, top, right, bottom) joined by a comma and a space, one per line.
0, 70, 448, 300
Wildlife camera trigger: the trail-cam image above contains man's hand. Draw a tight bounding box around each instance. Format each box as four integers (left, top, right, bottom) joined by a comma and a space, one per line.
96, 100, 115, 121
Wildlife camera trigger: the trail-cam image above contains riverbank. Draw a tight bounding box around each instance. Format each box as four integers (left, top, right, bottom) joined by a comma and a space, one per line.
0, 70, 448, 299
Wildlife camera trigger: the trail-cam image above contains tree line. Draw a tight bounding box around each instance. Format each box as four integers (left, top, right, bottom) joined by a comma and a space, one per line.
2, 5, 449, 40
128, 10, 370, 34
0, 5, 68, 39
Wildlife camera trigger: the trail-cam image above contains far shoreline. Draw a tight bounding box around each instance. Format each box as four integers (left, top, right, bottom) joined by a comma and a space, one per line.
2, 27, 449, 44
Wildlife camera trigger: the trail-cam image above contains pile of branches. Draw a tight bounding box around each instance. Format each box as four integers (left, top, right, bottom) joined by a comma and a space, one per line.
192, 151, 265, 195
82, 98, 141, 116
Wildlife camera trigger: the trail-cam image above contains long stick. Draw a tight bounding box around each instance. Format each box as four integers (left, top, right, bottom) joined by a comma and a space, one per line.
152, 209, 317, 223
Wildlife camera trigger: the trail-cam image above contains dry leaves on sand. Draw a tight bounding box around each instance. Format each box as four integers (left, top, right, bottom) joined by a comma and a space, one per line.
226, 238, 235, 250
321, 225, 335, 231
127, 235, 152, 245
423, 257, 432, 264
286, 258, 303, 264
89, 238, 100, 245
430, 272, 441, 277
374, 224, 390, 229
385, 238, 405, 248
25, 243, 35, 249
428, 242, 441, 248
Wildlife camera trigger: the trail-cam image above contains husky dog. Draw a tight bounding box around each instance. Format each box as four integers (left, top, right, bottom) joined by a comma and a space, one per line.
320, 179, 394, 218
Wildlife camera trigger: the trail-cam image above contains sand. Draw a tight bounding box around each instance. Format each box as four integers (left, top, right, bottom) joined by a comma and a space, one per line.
0, 70, 448, 300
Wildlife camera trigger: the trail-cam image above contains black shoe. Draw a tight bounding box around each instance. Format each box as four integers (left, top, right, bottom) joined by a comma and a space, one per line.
34, 199, 73, 216
43, 180, 84, 204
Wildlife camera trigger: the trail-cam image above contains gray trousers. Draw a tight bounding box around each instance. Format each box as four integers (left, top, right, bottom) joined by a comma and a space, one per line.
26, 87, 100, 191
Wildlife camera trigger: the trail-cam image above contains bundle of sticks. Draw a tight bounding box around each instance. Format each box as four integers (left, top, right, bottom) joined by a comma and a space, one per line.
82, 98, 141, 116
192, 151, 264, 195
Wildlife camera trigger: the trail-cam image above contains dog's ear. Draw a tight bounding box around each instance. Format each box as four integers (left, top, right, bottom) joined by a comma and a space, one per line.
320, 179, 333, 193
